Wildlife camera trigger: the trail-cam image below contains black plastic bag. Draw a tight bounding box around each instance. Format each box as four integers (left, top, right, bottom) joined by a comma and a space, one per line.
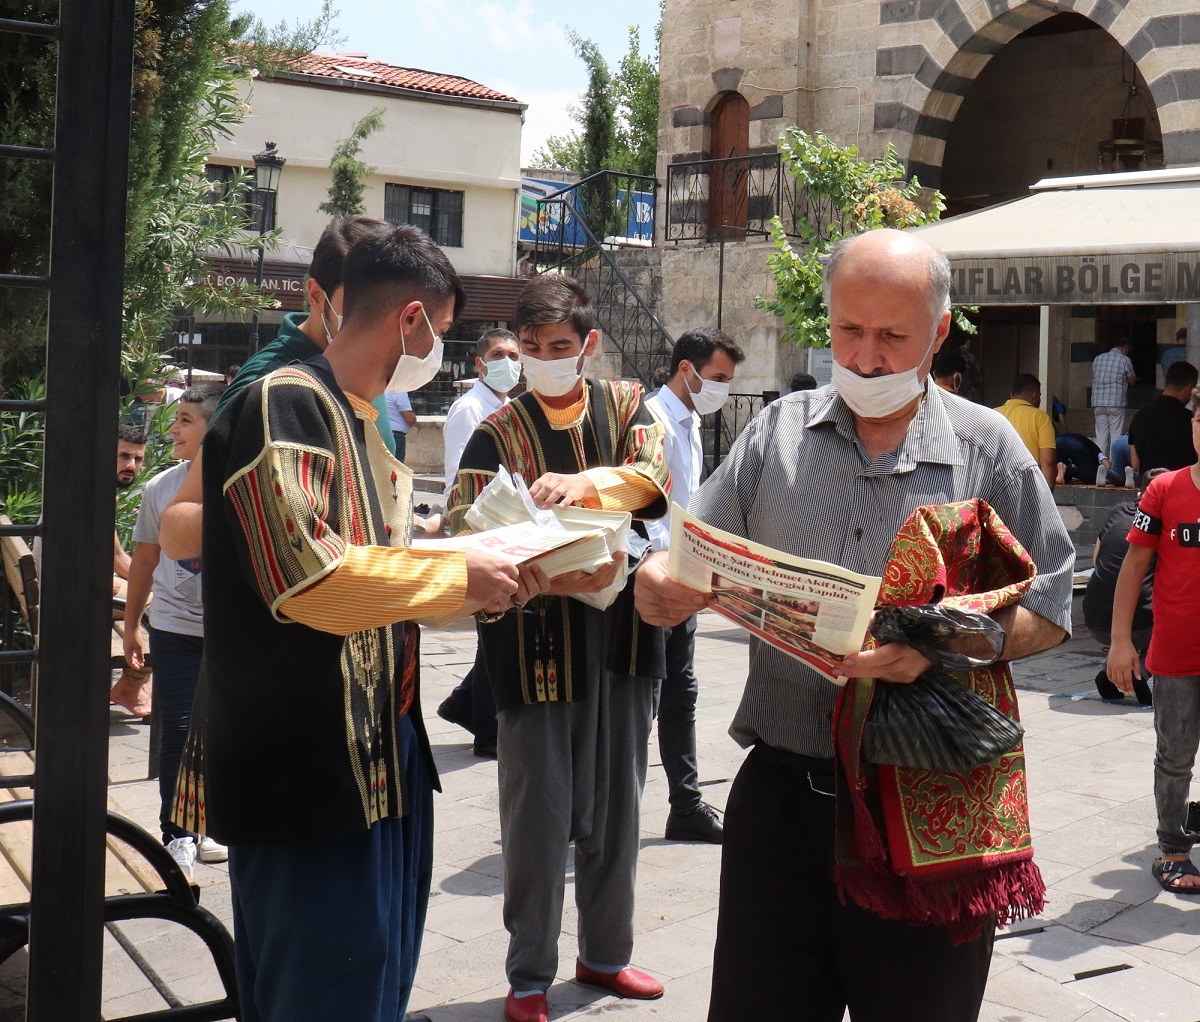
861, 605, 1023, 773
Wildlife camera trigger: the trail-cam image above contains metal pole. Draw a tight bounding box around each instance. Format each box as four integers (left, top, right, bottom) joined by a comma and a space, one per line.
28, 0, 134, 1016
717, 230, 726, 332
247, 239, 266, 354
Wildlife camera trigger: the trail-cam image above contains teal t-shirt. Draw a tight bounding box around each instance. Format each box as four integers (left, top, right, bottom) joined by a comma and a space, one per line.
212, 312, 396, 453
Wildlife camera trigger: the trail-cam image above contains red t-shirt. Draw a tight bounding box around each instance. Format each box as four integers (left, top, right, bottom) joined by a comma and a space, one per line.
1127, 467, 1200, 676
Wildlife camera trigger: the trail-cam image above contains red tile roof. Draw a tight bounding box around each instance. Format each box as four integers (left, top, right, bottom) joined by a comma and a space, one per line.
286, 52, 522, 106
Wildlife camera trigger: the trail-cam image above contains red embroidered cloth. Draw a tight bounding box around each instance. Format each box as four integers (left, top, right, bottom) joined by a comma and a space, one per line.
832, 499, 1046, 943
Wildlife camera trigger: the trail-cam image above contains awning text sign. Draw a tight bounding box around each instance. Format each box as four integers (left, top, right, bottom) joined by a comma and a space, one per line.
205, 258, 308, 311
949, 252, 1200, 305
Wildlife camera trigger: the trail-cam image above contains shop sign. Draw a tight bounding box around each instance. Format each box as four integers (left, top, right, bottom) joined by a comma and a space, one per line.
206, 259, 308, 311
949, 252, 1200, 305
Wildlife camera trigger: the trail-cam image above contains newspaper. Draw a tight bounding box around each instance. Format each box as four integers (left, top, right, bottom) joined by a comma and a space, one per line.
449, 466, 637, 611
667, 508, 882, 685
415, 521, 616, 577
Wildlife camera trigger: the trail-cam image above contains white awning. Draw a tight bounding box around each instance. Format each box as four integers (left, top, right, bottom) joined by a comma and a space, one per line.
910, 167, 1200, 305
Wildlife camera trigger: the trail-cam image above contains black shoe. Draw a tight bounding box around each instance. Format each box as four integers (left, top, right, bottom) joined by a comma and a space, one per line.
436, 700, 471, 733
665, 803, 723, 844
1133, 676, 1153, 706
472, 739, 497, 759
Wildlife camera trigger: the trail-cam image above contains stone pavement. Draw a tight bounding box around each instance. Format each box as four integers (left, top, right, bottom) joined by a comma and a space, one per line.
34, 599, 1200, 1020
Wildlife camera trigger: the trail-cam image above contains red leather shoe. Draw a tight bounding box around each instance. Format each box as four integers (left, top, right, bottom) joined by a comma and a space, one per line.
503, 989, 548, 1022
575, 959, 664, 1000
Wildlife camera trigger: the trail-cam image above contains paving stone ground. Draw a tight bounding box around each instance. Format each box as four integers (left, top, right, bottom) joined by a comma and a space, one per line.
10, 594, 1199, 1021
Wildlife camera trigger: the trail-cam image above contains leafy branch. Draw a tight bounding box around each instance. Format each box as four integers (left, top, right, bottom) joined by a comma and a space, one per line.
758, 129, 974, 348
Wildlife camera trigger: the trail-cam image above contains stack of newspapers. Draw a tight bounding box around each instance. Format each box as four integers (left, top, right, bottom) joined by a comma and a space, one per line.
421, 468, 631, 581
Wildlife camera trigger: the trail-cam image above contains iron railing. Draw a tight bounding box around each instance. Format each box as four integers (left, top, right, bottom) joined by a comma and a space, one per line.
708, 391, 781, 469
533, 171, 673, 388
665, 152, 849, 244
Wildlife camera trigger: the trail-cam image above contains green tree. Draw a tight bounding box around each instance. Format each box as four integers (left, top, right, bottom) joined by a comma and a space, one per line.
0, 0, 340, 527
527, 8, 661, 178
758, 128, 974, 349
611, 24, 659, 177
573, 34, 615, 179
529, 132, 585, 174
318, 106, 386, 217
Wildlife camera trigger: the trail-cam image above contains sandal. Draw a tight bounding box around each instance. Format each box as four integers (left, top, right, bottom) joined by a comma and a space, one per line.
1152, 856, 1200, 894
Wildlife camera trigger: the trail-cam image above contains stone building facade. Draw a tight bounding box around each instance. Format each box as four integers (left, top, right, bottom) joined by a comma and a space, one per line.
654, 0, 1199, 427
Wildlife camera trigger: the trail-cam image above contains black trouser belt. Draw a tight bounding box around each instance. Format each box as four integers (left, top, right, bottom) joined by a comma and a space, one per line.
754, 742, 835, 785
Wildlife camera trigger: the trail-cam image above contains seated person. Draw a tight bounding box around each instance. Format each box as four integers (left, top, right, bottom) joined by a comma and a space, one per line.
1056, 432, 1103, 485
1106, 433, 1134, 488
1082, 467, 1166, 704
1051, 394, 1067, 433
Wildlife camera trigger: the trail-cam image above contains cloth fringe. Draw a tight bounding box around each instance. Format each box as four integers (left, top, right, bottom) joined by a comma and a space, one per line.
835, 856, 1046, 945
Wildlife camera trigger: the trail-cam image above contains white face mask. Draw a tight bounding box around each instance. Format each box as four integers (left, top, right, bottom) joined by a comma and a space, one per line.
318, 288, 342, 346
831, 330, 938, 419
387, 307, 444, 393
521, 350, 586, 398
481, 356, 522, 395
684, 367, 731, 416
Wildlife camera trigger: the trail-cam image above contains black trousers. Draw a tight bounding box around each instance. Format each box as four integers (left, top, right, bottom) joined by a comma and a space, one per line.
708, 746, 994, 1022
654, 613, 701, 812
437, 632, 497, 745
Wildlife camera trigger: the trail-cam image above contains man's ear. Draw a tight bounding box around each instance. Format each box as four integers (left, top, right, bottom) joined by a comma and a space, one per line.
583, 329, 600, 357
398, 300, 425, 331
305, 277, 324, 312
934, 310, 952, 350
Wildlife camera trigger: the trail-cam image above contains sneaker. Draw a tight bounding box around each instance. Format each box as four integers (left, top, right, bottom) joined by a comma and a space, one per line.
166, 836, 196, 881
665, 802, 724, 844
1124, 466, 1136, 488
197, 835, 229, 863
1095, 463, 1109, 486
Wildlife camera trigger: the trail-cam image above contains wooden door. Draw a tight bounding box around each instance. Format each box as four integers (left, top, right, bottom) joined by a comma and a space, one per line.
709, 92, 749, 238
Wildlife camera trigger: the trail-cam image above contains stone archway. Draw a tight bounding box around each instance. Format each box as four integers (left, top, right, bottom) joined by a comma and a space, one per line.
872, 0, 1200, 186
938, 15, 1163, 209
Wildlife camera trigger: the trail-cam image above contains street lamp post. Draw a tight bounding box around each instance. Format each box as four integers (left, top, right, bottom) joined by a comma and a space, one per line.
247, 141, 285, 354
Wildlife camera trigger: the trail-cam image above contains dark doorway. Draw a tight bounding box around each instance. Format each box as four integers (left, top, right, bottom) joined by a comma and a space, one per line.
1096, 305, 1161, 409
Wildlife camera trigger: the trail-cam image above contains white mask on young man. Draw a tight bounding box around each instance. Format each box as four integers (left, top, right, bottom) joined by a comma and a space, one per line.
521, 351, 586, 398
387, 307, 444, 393
318, 288, 342, 346
684, 367, 731, 416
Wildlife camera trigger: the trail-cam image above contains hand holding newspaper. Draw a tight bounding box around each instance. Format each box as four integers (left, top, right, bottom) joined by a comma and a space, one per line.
667, 507, 881, 685
418, 467, 637, 612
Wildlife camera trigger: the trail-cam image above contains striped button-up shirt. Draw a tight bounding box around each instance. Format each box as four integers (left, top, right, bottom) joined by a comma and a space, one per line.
1091, 348, 1135, 408
690, 381, 1075, 759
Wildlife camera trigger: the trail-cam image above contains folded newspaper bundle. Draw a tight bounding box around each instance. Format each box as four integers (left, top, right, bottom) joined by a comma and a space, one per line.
463, 468, 632, 579
419, 468, 635, 611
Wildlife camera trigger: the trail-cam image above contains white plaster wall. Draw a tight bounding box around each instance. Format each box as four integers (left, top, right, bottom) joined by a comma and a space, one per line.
214, 78, 523, 277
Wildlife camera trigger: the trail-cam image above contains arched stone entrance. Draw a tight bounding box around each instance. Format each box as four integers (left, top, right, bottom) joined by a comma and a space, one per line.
939, 14, 1163, 210
871, 0, 1200, 186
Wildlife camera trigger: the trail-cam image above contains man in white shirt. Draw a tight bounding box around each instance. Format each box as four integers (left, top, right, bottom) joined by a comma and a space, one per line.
442, 328, 522, 500
646, 328, 744, 843
437, 328, 522, 757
